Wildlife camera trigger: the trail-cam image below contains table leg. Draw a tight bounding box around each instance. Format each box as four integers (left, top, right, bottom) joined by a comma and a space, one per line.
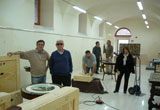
148, 85, 155, 110
102, 64, 105, 81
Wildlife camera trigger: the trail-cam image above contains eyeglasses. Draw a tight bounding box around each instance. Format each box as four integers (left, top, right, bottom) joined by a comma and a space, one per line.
56, 43, 63, 45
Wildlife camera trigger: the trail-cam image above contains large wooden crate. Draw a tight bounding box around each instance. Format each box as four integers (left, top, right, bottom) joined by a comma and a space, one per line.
0, 92, 11, 110
10, 90, 23, 106
0, 55, 20, 92
73, 73, 93, 82
18, 87, 79, 110
0, 90, 23, 110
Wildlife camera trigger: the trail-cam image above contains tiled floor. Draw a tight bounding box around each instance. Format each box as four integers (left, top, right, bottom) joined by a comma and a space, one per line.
78, 65, 155, 110
23, 65, 159, 110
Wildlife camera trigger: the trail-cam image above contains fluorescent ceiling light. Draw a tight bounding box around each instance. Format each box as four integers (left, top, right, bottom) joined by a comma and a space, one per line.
72, 6, 86, 13
94, 16, 103, 21
142, 14, 146, 19
146, 26, 149, 29
106, 22, 112, 26
145, 21, 148, 25
137, 1, 143, 10
114, 26, 119, 29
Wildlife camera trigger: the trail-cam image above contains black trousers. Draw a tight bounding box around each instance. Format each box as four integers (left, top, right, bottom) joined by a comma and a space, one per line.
115, 71, 131, 92
52, 74, 71, 86
96, 58, 100, 73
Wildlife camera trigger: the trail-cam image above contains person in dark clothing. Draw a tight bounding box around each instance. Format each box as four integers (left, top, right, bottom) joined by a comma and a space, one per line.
92, 41, 101, 74
49, 40, 73, 86
114, 47, 135, 94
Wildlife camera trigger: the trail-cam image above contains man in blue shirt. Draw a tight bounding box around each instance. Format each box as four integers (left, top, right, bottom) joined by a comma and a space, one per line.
49, 40, 73, 86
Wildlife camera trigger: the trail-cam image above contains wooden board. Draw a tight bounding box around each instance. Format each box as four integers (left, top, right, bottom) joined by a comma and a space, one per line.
0, 92, 11, 110
0, 55, 20, 92
73, 73, 93, 82
10, 90, 23, 106
18, 87, 79, 110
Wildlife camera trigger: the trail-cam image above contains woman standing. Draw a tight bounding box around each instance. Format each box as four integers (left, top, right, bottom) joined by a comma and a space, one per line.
114, 47, 135, 94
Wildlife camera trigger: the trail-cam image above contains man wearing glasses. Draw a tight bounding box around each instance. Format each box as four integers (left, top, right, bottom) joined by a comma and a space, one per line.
49, 40, 73, 86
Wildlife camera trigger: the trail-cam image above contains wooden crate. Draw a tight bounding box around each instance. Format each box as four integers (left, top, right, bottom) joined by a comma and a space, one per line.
0, 55, 20, 92
0, 90, 23, 110
10, 90, 23, 106
73, 73, 93, 82
0, 92, 11, 110
18, 87, 79, 110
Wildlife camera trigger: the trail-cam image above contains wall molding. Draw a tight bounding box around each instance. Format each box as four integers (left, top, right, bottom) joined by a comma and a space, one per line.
0, 26, 104, 40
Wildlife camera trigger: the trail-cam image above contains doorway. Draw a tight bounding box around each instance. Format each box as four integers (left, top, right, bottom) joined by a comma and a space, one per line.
117, 39, 129, 54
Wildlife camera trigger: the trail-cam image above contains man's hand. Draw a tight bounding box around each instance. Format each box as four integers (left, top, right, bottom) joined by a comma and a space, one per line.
7, 52, 13, 56
117, 71, 120, 75
90, 72, 94, 76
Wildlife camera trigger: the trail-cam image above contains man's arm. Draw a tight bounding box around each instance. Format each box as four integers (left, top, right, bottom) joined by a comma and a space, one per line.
82, 64, 87, 74
82, 56, 86, 74
91, 55, 96, 76
7, 52, 20, 56
91, 64, 96, 76
46, 52, 50, 72
110, 46, 114, 58
69, 52, 73, 73
8, 51, 30, 60
92, 47, 96, 54
100, 47, 102, 57
49, 53, 54, 75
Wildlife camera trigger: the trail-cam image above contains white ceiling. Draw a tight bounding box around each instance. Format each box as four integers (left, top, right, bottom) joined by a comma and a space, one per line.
64, 0, 160, 26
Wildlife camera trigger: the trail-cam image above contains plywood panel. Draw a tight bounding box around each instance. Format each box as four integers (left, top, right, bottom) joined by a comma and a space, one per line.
0, 55, 20, 92
19, 87, 79, 110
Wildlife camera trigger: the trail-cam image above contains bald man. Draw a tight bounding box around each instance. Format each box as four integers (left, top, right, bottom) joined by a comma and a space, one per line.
49, 40, 73, 86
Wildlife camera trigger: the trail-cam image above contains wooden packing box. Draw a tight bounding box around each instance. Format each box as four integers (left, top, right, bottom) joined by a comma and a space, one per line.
0, 55, 20, 92
10, 90, 23, 106
73, 73, 93, 82
0, 92, 11, 110
18, 87, 79, 110
0, 90, 23, 110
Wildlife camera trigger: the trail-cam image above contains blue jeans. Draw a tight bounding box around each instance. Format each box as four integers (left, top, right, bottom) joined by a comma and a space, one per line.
31, 75, 46, 84
86, 67, 96, 73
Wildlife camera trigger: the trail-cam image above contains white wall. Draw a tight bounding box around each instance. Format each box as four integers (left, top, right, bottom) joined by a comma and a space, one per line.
0, 0, 104, 87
